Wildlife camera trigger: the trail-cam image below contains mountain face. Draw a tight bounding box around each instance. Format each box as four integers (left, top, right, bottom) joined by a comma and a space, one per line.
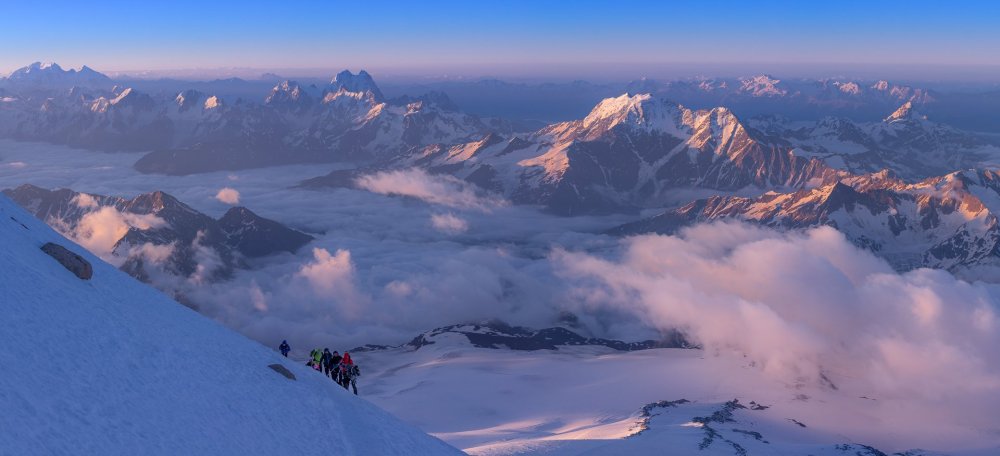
613, 170, 1000, 273
0, 193, 462, 455
2, 184, 313, 285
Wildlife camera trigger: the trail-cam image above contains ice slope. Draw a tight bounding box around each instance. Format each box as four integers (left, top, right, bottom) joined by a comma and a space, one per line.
0, 193, 461, 455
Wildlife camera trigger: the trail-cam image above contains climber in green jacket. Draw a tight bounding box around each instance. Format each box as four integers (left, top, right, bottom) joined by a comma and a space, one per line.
311, 348, 323, 371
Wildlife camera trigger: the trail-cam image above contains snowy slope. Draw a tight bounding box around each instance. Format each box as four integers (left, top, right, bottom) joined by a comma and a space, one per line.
358, 335, 997, 456
0, 193, 461, 455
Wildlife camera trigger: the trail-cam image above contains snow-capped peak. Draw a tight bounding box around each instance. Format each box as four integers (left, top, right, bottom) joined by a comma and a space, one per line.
834, 81, 862, 95
330, 69, 384, 101
738, 74, 787, 97
577, 93, 693, 138
8, 62, 60, 78
582, 93, 654, 130
203, 95, 222, 110
93, 87, 156, 112
5, 61, 111, 87
265, 80, 313, 109
884, 101, 926, 123
871, 80, 891, 91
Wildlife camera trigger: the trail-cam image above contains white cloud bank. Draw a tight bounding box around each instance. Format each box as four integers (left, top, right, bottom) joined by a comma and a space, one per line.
355, 168, 506, 212
555, 222, 1000, 427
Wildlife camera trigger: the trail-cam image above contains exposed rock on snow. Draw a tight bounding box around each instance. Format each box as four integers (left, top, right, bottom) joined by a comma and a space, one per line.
268, 364, 297, 381
40, 242, 93, 280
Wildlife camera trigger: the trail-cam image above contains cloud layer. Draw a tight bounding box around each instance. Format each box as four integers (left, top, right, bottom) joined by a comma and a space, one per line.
555, 222, 1000, 430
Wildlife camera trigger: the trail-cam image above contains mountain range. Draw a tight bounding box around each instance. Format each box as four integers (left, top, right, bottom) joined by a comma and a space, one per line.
303, 91, 997, 210
0, 63, 509, 174
3, 61, 112, 88
5, 62, 1000, 277
612, 170, 1000, 275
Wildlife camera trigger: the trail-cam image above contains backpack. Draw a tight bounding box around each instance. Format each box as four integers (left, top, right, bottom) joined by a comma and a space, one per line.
351, 365, 360, 377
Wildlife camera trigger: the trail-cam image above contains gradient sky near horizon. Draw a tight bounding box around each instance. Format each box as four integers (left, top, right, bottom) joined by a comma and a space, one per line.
3, 0, 999, 80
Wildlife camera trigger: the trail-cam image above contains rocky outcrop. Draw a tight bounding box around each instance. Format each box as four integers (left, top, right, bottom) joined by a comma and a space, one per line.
40, 242, 92, 280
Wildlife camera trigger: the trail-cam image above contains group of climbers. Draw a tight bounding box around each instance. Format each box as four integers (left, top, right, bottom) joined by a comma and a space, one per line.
280, 341, 360, 395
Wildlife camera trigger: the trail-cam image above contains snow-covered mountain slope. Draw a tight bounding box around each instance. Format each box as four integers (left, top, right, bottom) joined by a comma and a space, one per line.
356, 329, 992, 455
612, 169, 1000, 274
0, 192, 461, 455
3, 184, 313, 284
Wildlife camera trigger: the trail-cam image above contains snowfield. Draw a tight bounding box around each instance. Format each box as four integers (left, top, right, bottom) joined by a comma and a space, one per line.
0, 193, 461, 455
359, 331, 1000, 456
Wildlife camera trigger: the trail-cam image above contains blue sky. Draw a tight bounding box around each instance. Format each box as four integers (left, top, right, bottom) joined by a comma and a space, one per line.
3, 0, 999, 79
